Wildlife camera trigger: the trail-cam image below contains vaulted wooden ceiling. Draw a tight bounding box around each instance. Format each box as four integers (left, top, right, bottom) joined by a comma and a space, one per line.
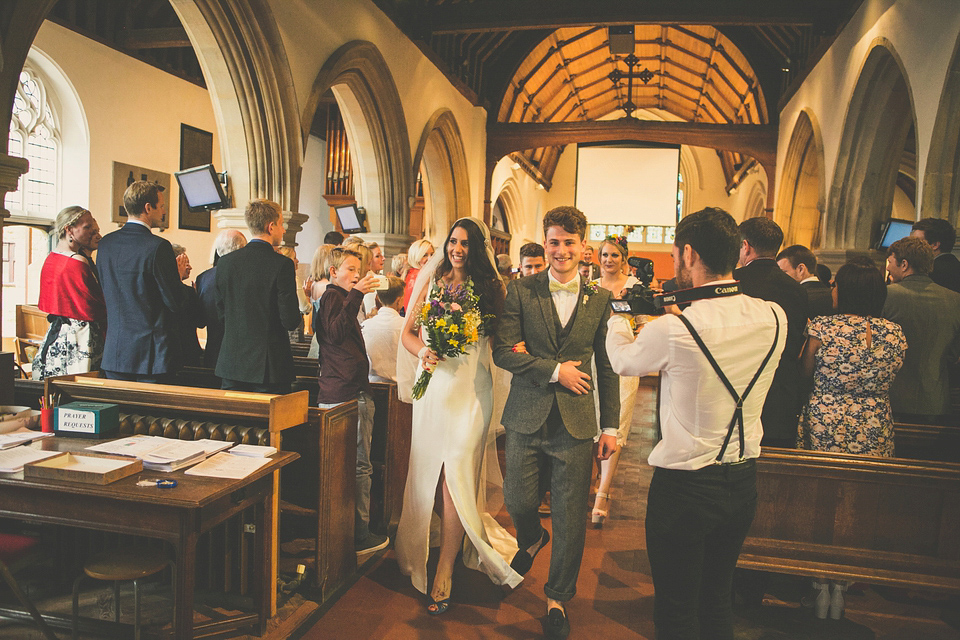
376, 0, 865, 188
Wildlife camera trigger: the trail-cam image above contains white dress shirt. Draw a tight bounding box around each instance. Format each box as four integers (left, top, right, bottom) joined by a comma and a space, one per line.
547, 270, 581, 384
361, 307, 405, 382
606, 283, 786, 470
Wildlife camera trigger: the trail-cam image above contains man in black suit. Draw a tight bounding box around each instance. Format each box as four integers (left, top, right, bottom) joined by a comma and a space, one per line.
776, 244, 835, 318
195, 230, 247, 369
912, 218, 960, 294
734, 218, 809, 448
215, 199, 302, 394
97, 181, 186, 383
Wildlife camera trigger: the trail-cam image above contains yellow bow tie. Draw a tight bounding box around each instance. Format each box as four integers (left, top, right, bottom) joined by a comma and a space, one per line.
549, 279, 579, 294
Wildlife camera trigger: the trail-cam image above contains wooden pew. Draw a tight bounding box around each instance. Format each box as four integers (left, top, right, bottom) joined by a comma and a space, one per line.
173, 365, 359, 599
42, 374, 308, 616
739, 448, 960, 593
894, 420, 960, 463
368, 381, 412, 533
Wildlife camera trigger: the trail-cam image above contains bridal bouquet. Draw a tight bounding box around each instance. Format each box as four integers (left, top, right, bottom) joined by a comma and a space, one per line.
411, 278, 492, 400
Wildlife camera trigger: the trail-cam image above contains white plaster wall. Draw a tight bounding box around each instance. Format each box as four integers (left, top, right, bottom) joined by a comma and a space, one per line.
297, 133, 328, 264
31, 20, 222, 271
778, 0, 960, 215
269, 0, 489, 220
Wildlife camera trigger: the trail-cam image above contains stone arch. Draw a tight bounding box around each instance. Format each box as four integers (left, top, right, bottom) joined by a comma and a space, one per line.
412, 109, 471, 241
492, 175, 524, 248
744, 181, 768, 220
303, 41, 412, 235
921, 29, 960, 226
170, 0, 302, 212
827, 40, 918, 249
777, 110, 825, 248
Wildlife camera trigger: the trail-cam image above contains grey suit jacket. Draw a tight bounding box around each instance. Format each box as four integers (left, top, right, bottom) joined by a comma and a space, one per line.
882, 275, 960, 415
493, 271, 619, 439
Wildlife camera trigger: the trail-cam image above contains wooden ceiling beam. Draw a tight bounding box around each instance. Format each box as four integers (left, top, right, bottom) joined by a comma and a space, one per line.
488, 119, 777, 170
118, 26, 191, 50
425, 0, 838, 34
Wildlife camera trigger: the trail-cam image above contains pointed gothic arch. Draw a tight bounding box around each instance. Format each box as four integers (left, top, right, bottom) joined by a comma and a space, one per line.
777, 110, 825, 248
170, 0, 301, 211
827, 40, 918, 249
303, 41, 412, 236
412, 109, 471, 241
921, 29, 960, 227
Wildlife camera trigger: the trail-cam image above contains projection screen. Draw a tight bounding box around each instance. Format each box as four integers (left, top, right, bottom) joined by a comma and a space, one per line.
575, 143, 680, 227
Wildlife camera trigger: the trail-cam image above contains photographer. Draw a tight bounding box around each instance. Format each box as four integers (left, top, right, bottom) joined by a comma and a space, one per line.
605, 207, 786, 640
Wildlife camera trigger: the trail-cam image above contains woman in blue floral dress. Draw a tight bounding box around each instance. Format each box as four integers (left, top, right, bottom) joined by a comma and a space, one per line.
797, 258, 907, 618
798, 258, 907, 457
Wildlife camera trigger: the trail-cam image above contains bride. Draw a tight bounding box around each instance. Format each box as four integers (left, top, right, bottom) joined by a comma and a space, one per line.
395, 217, 523, 614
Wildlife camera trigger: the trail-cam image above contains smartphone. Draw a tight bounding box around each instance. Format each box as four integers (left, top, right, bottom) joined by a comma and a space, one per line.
368, 272, 389, 290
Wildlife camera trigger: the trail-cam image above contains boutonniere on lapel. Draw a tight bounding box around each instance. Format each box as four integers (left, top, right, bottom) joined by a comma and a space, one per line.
583, 281, 600, 305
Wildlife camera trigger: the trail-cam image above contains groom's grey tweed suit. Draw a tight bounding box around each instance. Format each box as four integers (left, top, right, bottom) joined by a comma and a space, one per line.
493, 270, 620, 601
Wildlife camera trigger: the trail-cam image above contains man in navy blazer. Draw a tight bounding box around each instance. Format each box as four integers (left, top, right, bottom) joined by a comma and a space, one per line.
97, 181, 186, 383
195, 229, 247, 369
215, 199, 302, 393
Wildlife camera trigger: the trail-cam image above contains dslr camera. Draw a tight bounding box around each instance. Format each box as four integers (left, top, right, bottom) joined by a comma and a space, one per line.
609, 257, 667, 315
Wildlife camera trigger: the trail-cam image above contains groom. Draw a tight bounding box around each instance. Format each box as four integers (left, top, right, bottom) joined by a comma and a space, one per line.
493, 206, 620, 639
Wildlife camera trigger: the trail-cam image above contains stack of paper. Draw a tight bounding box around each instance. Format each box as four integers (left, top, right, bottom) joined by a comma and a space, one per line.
0, 448, 63, 473
0, 431, 54, 450
228, 444, 277, 457
142, 441, 210, 471
85, 436, 236, 471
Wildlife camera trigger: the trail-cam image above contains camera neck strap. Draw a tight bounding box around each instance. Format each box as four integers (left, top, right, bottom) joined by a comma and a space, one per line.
677, 307, 780, 463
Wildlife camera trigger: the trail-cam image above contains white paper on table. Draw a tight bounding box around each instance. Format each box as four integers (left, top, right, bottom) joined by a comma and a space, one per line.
0, 431, 54, 450
183, 452, 270, 479
85, 435, 167, 458
0, 447, 63, 473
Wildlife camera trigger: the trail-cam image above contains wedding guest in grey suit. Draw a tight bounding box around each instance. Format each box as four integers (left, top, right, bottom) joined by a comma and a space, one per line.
493, 206, 619, 640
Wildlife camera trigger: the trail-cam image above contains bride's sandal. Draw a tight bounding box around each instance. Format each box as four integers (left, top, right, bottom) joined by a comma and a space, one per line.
427, 596, 451, 615
592, 492, 611, 527
427, 577, 452, 615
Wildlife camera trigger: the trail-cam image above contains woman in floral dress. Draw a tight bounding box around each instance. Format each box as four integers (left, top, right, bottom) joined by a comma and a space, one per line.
798, 258, 906, 456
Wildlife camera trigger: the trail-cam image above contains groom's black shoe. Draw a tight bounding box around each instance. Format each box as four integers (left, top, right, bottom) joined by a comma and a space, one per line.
510, 528, 549, 575
542, 607, 570, 639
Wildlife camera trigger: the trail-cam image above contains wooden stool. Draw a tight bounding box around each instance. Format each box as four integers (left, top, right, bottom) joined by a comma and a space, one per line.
72, 546, 173, 640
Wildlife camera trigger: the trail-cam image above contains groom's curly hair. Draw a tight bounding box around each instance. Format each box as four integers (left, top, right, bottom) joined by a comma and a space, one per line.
542, 206, 587, 240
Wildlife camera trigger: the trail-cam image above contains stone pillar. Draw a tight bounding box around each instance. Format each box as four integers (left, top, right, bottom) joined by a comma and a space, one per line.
357, 232, 414, 267
0, 153, 30, 343
212, 206, 309, 248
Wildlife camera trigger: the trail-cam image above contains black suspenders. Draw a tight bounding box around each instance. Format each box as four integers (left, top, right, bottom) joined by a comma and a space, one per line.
677, 308, 780, 463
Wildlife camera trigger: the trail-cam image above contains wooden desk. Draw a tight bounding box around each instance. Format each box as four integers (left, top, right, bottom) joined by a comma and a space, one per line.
0, 437, 298, 638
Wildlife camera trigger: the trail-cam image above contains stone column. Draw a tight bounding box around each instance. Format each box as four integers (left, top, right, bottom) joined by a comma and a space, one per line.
212, 206, 309, 248
0, 153, 30, 343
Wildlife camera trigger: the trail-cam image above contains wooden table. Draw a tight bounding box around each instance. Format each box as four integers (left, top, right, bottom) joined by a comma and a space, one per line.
0, 437, 298, 638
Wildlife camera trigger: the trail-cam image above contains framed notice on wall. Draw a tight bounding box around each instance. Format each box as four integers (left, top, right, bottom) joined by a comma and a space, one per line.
179, 124, 214, 231
111, 162, 172, 228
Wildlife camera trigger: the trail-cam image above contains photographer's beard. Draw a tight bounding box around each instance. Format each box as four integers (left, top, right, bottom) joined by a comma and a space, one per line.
675, 259, 694, 289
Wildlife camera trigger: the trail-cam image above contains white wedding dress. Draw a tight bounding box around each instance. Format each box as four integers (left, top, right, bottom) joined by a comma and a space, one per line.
395, 329, 523, 594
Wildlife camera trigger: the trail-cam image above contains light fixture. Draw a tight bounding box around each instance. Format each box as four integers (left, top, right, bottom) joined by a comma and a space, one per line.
512, 161, 521, 171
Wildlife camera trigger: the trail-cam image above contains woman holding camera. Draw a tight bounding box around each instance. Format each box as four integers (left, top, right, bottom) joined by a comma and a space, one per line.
590, 233, 641, 526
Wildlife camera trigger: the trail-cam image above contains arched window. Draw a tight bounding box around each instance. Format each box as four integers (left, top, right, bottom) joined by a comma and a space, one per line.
6, 66, 60, 217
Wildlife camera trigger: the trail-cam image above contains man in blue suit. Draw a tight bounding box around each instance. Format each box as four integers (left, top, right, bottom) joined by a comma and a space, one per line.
97, 181, 186, 383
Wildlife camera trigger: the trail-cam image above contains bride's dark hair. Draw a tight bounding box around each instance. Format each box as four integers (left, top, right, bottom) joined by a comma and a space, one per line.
436, 218, 505, 330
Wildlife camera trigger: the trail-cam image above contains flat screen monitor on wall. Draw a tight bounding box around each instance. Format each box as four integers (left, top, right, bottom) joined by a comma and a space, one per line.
174, 164, 229, 212
877, 219, 914, 250
335, 204, 366, 234
575, 143, 681, 227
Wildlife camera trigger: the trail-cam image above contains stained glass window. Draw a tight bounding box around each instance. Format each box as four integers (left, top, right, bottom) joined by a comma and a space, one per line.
5, 67, 59, 217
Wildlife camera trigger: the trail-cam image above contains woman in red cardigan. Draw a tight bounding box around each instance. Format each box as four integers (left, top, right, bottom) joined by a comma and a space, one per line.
32, 206, 106, 379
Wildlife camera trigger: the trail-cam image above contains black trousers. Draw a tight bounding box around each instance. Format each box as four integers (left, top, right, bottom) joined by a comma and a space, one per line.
221, 378, 291, 395
645, 460, 757, 640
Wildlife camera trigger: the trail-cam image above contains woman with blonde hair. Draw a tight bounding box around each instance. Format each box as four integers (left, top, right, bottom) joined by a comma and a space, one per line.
590, 233, 642, 526
402, 239, 434, 312
32, 206, 106, 379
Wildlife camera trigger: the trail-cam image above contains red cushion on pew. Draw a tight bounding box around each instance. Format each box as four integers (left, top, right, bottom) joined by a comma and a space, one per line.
0, 533, 40, 564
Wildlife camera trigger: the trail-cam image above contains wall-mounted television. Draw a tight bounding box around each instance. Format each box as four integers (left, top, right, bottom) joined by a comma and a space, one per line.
174, 164, 229, 212
877, 218, 914, 250
335, 203, 366, 234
